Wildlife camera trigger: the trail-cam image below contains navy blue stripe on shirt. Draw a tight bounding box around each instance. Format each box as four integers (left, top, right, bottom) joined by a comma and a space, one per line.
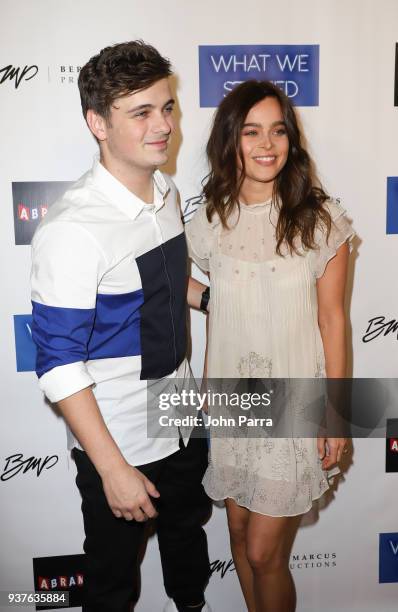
32, 289, 144, 377
136, 232, 187, 379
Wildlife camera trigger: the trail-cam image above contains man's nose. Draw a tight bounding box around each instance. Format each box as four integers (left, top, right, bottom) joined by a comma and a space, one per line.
153, 113, 172, 134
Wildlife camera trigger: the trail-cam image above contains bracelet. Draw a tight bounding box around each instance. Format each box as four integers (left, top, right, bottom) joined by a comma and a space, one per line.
200, 286, 210, 312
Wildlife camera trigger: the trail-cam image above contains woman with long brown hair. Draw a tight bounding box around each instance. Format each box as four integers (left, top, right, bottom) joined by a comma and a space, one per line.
186, 80, 354, 612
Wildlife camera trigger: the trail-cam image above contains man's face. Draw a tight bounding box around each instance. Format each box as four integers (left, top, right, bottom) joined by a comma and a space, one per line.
100, 78, 175, 172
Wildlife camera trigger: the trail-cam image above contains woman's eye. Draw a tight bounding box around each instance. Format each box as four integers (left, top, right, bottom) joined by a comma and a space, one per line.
273, 128, 287, 136
243, 130, 257, 136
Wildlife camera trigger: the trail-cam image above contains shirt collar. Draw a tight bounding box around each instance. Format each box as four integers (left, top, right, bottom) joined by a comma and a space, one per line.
90, 156, 169, 220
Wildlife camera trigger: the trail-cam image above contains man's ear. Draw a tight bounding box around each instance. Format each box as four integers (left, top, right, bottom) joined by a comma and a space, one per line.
86, 109, 108, 142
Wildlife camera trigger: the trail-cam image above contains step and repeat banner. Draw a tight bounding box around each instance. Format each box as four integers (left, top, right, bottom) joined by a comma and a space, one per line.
1, 0, 398, 610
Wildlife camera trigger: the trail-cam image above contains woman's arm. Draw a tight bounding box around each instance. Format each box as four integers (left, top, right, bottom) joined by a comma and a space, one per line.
187, 276, 209, 311
316, 241, 349, 468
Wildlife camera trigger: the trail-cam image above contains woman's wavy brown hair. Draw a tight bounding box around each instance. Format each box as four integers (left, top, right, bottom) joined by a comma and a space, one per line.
203, 80, 331, 254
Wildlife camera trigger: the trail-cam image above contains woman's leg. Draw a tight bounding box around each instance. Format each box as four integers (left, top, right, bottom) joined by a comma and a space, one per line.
225, 498, 256, 612
246, 512, 302, 612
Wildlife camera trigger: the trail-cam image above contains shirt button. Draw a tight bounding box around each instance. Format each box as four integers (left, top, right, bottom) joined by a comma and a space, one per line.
271, 266, 276, 272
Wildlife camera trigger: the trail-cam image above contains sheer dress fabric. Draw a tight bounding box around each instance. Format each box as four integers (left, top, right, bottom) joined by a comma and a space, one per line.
186, 199, 355, 516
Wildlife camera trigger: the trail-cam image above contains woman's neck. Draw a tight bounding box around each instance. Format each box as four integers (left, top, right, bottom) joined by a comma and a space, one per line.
239, 180, 273, 206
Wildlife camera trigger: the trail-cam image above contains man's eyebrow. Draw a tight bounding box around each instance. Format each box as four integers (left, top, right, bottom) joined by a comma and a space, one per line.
163, 98, 175, 107
126, 98, 175, 114
126, 103, 153, 113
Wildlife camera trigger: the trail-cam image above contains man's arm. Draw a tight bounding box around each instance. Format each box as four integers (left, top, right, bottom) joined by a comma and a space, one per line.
57, 388, 159, 521
31, 221, 159, 521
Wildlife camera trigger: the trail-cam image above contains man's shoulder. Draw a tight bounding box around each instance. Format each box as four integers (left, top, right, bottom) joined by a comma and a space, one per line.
34, 168, 116, 235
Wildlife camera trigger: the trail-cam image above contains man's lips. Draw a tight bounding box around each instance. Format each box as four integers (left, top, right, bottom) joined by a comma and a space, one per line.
145, 140, 169, 147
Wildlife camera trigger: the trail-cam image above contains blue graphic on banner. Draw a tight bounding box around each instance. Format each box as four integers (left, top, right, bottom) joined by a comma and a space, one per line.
386, 177, 398, 234
199, 45, 319, 107
379, 533, 398, 583
14, 314, 36, 372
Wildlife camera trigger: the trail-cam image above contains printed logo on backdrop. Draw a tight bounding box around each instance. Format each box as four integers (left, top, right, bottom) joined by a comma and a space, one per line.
290, 551, 337, 570
1, 453, 58, 481
12, 181, 71, 245
48, 65, 81, 84
386, 419, 398, 473
13, 314, 36, 371
33, 554, 85, 609
210, 558, 236, 579
362, 315, 398, 342
0, 64, 39, 89
379, 533, 398, 583
182, 194, 206, 223
386, 177, 398, 234
199, 45, 319, 107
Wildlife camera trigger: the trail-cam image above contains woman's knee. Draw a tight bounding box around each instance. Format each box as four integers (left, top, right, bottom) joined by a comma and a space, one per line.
246, 544, 289, 574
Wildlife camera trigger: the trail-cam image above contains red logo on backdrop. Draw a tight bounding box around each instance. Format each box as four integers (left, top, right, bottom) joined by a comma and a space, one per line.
33, 554, 85, 609
390, 439, 398, 453
18, 204, 48, 222
38, 574, 84, 590
13, 181, 71, 245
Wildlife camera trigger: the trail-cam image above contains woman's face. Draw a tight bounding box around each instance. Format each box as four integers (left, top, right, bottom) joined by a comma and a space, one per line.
239, 96, 289, 194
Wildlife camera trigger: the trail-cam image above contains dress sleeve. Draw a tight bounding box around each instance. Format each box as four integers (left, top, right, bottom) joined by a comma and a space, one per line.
312, 199, 355, 279
185, 205, 215, 273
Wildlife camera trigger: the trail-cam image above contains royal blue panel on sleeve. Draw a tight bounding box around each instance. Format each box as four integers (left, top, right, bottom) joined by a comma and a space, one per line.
87, 290, 143, 359
32, 289, 144, 377
32, 301, 96, 378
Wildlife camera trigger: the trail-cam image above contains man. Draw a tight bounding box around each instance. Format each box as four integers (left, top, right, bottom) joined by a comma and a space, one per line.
31, 40, 211, 612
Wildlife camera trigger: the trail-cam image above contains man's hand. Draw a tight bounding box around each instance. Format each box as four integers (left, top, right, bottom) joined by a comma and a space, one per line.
317, 437, 348, 470
101, 463, 160, 522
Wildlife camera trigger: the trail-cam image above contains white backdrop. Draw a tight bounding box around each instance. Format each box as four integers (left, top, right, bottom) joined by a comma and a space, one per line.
1, 1, 397, 610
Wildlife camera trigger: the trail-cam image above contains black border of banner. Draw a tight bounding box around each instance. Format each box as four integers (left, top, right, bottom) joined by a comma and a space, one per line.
395, 43, 398, 107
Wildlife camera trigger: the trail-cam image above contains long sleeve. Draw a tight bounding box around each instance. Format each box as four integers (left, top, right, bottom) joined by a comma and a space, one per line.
31, 220, 106, 402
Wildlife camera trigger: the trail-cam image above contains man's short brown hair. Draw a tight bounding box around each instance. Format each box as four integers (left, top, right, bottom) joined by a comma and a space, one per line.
78, 40, 172, 120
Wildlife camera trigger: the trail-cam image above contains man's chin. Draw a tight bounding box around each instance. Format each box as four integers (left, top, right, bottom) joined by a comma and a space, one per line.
152, 153, 169, 168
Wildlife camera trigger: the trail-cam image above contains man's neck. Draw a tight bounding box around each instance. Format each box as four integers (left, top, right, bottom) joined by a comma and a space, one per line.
100, 154, 155, 204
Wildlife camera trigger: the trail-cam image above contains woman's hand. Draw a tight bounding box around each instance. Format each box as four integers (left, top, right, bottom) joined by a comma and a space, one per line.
317, 437, 348, 470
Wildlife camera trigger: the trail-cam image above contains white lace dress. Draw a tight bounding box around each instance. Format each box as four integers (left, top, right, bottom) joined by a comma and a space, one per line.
186, 198, 355, 516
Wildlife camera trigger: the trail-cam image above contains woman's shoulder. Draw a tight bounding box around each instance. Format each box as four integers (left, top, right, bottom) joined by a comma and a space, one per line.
187, 203, 221, 231
321, 197, 351, 222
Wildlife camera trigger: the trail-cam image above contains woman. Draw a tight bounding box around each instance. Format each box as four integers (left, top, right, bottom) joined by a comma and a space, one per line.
186, 80, 354, 612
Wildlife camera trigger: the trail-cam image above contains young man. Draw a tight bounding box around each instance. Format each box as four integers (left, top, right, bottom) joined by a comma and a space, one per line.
31, 41, 211, 612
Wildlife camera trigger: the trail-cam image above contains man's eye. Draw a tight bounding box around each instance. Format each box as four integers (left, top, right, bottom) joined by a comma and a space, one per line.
135, 111, 148, 118
164, 106, 174, 114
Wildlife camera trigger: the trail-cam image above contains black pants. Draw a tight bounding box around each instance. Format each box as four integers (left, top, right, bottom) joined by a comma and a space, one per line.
73, 435, 211, 612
